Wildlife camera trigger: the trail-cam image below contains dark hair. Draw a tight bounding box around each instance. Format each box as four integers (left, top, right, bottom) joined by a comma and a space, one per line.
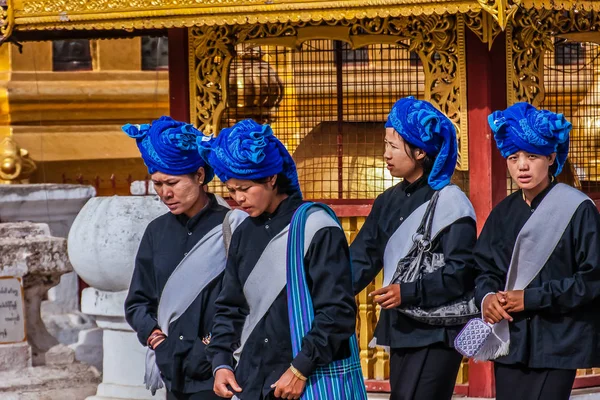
549, 160, 558, 176
403, 141, 435, 175
252, 172, 293, 195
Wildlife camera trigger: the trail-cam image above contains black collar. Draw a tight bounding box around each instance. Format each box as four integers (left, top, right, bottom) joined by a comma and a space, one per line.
257, 192, 303, 221
174, 192, 220, 231
400, 174, 429, 194
524, 180, 557, 209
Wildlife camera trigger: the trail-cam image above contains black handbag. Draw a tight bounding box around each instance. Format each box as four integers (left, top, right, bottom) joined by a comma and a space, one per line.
390, 191, 479, 326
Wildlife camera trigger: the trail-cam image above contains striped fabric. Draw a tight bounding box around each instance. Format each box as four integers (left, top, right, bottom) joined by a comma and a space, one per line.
287, 202, 368, 400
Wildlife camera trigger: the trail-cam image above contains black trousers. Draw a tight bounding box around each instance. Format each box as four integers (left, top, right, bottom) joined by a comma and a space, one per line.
495, 363, 576, 400
389, 344, 463, 400
167, 390, 222, 400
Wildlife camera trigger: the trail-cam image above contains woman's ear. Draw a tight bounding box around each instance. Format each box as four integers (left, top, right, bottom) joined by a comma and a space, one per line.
548, 153, 556, 166
196, 167, 206, 185
270, 174, 278, 189
414, 148, 426, 161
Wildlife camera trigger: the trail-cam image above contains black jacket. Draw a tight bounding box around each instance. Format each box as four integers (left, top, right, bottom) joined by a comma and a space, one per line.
474, 183, 600, 369
206, 194, 357, 400
124, 193, 229, 393
351, 177, 477, 349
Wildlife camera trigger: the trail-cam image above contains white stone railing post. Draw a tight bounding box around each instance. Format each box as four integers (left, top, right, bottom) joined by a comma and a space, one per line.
68, 196, 166, 400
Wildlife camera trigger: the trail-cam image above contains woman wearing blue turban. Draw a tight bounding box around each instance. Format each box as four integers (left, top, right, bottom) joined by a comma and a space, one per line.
123, 116, 230, 400
351, 97, 478, 400
201, 119, 366, 400
473, 103, 600, 400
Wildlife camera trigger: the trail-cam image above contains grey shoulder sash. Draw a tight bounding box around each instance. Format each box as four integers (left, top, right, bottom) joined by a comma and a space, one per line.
144, 214, 243, 393
223, 209, 250, 252
477, 183, 591, 361
382, 184, 475, 286
232, 208, 339, 363
505, 183, 590, 291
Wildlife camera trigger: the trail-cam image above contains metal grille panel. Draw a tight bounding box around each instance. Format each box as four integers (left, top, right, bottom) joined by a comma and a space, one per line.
509, 40, 600, 194
212, 40, 425, 200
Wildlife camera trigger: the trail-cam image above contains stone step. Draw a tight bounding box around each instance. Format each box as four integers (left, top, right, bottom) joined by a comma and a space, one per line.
0, 363, 100, 400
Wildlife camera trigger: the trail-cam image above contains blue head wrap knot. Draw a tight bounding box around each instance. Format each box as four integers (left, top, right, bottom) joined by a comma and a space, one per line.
488, 102, 571, 176
122, 116, 214, 183
198, 119, 301, 195
385, 96, 458, 190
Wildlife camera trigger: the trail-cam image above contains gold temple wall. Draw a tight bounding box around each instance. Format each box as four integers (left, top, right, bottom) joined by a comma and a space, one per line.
0, 37, 168, 190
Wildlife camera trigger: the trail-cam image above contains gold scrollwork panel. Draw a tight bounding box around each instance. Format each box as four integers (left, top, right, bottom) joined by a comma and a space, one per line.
189, 15, 469, 170
506, 8, 600, 106
188, 25, 235, 135
464, 11, 502, 50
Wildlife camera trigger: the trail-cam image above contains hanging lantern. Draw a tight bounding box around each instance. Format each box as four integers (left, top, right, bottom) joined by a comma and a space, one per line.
227, 49, 285, 122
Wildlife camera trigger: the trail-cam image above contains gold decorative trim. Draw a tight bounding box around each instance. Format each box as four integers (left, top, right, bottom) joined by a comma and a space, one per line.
457, 15, 469, 170
520, 0, 600, 12
12, 1, 480, 31
0, 0, 14, 44
464, 11, 502, 49
506, 8, 600, 105
478, 0, 520, 30
189, 15, 469, 170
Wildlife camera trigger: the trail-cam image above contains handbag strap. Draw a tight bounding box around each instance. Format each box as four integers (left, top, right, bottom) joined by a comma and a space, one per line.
414, 190, 440, 244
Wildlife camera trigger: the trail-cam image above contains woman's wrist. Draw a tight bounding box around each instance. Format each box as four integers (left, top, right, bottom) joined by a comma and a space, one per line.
147, 330, 166, 349
289, 364, 307, 381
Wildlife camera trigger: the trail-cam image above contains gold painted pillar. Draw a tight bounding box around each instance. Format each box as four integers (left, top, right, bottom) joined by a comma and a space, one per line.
0, 42, 37, 183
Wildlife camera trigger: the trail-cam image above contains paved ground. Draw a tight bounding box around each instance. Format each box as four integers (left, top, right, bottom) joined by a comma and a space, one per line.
366, 389, 600, 399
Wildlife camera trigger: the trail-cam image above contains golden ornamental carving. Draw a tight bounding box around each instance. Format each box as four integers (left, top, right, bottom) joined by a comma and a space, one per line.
0, 0, 14, 44
506, 8, 600, 106
520, 0, 600, 13
464, 11, 502, 49
11, 0, 600, 33
190, 15, 469, 170
478, 0, 520, 30
13, 0, 481, 32
189, 25, 235, 135
21, 0, 267, 14
0, 136, 37, 183
406, 14, 469, 170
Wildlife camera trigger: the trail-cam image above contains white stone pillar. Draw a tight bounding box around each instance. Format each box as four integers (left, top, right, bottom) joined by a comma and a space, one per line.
68, 196, 167, 400
82, 289, 163, 400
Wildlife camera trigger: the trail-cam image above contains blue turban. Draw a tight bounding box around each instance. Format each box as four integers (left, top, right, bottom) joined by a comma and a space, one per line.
122, 116, 214, 183
489, 102, 571, 176
198, 119, 301, 195
385, 96, 458, 190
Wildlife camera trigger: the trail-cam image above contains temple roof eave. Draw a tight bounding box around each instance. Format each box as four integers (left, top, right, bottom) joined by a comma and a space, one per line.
3, 0, 600, 38
11, 0, 481, 32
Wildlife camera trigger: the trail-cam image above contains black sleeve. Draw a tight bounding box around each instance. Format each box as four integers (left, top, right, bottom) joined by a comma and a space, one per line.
206, 233, 249, 371
291, 227, 357, 377
350, 194, 385, 294
124, 226, 159, 346
524, 201, 600, 313
473, 212, 505, 308
400, 217, 478, 307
